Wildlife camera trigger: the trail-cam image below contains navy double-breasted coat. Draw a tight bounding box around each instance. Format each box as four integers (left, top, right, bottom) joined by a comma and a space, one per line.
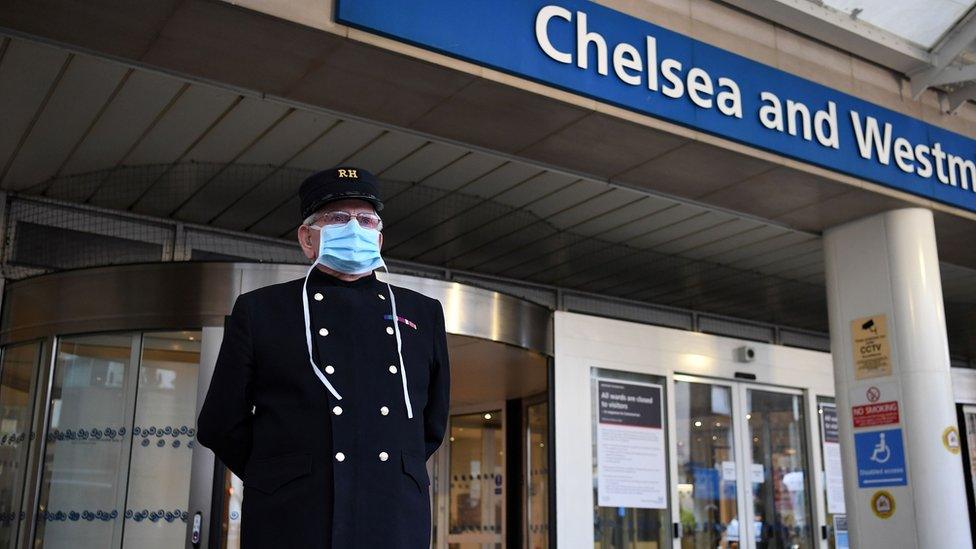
196, 267, 451, 548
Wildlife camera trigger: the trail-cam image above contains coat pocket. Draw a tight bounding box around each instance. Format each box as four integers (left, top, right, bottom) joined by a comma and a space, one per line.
400, 450, 430, 493
244, 451, 312, 494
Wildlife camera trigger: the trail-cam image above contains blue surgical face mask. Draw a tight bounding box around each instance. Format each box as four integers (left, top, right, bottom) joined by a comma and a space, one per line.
313, 218, 384, 275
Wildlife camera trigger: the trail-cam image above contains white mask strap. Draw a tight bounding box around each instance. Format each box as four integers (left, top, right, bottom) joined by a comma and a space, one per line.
303, 261, 342, 400
381, 263, 414, 419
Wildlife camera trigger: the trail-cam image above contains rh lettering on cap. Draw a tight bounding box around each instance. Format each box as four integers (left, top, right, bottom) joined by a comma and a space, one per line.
337, 169, 358, 178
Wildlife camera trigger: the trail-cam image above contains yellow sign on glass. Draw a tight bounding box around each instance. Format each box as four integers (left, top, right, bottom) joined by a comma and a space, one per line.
851, 314, 892, 380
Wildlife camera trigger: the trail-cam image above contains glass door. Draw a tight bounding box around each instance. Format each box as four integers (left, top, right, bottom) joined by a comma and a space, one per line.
740, 386, 813, 549
32, 331, 202, 549
436, 407, 505, 549
674, 377, 815, 549
674, 378, 741, 549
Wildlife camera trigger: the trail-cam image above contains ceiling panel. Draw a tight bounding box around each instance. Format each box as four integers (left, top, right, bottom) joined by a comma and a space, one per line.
596, 203, 704, 243
343, 130, 428, 175
124, 84, 239, 166
173, 114, 337, 224
5, 54, 126, 189
617, 141, 775, 200
706, 231, 816, 264
211, 165, 310, 231
250, 193, 302, 237
183, 97, 290, 164
236, 111, 338, 166
379, 141, 467, 182
521, 179, 609, 220
680, 224, 792, 260
729, 239, 823, 271
418, 152, 506, 192
491, 171, 580, 208
569, 196, 678, 237
287, 118, 384, 170
627, 211, 739, 250
461, 162, 542, 200
0, 39, 70, 185
545, 189, 642, 230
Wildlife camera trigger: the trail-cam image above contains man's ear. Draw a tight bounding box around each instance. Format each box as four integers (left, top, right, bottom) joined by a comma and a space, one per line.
378, 231, 384, 251
297, 224, 317, 260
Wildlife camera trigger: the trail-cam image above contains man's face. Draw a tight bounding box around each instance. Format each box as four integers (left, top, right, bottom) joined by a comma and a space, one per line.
298, 198, 384, 260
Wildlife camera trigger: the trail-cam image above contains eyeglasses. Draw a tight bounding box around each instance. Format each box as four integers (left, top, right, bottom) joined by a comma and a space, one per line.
308, 210, 383, 231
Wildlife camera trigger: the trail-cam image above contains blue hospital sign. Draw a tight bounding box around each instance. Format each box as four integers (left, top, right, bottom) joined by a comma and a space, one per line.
854, 428, 907, 488
337, 0, 976, 214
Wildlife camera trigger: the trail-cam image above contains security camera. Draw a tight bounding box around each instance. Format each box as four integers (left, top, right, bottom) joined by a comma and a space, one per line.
735, 346, 756, 363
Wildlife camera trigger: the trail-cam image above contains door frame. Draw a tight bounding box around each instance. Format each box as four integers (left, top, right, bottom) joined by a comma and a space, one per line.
521, 391, 550, 549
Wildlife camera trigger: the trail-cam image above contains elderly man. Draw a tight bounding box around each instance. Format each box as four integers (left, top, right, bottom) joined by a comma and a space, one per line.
196, 166, 451, 548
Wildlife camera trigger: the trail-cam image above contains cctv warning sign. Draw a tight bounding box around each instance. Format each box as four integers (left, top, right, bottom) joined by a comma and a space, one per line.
851, 314, 892, 380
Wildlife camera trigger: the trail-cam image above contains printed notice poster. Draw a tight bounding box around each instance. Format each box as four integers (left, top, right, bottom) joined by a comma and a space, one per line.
820, 404, 846, 514
833, 514, 849, 549
596, 379, 667, 508
850, 314, 892, 380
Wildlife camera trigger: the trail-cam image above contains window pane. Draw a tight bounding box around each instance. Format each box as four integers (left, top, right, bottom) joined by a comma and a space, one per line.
122, 331, 201, 548
0, 341, 43, 548
35, 334, 136, 548
675, 380, 738, 548
591, 368, 669, 548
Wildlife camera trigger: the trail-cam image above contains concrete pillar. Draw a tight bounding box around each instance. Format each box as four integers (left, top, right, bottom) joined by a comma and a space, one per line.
823, 208, 971, 548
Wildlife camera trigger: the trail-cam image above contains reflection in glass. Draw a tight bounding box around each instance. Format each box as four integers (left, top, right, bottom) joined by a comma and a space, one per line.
966, 409, 976, 516
746, 389, 813, 549
591, 368, 669, 549
525, 401, 549, 549
675, 381, 738, 549
220, 470, 243, 549
0, 341, 43, 548
448, 410, 503, 549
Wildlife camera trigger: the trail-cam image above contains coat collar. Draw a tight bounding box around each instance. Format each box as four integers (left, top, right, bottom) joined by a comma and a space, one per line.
307, 264, 381, 290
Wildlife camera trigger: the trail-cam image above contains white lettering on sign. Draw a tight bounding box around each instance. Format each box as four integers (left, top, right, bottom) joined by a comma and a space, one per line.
533, 4, 976, 196
534, 7, 743, 119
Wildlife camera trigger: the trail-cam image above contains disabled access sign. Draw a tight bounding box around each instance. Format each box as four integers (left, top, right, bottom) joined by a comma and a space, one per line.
854, 428, 907, 488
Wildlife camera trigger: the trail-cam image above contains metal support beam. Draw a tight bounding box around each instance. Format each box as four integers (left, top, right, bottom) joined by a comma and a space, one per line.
910, 11, 976, 99
947, 83, 976, 113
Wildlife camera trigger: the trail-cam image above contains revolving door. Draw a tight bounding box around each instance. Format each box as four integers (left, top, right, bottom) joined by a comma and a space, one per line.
0, 262, 552, 549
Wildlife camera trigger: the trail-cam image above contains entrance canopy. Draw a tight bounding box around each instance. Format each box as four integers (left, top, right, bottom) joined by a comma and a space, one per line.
0, 0, 975, 358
